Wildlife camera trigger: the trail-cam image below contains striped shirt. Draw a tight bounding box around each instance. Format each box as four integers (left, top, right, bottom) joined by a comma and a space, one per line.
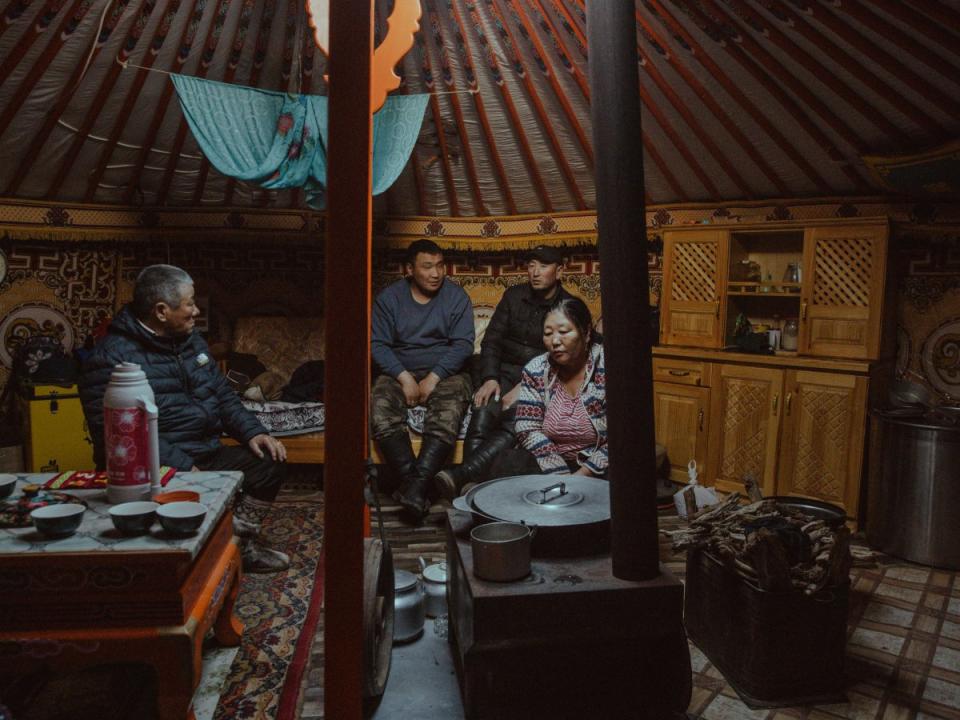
542, 384, 597, 465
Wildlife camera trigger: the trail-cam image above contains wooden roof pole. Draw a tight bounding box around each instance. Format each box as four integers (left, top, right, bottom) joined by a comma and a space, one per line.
323, 1, 373, 718
587, 0, 658, 580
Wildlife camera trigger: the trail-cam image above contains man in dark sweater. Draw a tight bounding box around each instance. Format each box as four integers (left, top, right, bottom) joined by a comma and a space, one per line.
80, 265, 290, 573
371, 239, 474, 520
435, 245, 576, 496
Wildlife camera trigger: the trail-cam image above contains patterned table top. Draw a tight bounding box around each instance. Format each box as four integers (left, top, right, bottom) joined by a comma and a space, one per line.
0, 471, 241, 559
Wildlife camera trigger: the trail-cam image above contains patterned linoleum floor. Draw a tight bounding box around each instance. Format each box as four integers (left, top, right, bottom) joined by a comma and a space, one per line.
298, 499, 960, 720
662, 535, 960, 720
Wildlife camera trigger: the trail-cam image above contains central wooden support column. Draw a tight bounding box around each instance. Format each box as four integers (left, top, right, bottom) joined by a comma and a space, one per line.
588, 0, 659, 580
324, 3, 373, 719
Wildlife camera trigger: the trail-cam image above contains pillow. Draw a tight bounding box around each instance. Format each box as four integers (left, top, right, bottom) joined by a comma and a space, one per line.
406, 405, 472, 439
233, 316, 325, 386
241, 400, 326, 435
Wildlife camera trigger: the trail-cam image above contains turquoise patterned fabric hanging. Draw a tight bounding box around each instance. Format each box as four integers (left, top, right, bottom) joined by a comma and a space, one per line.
171, 74, 428, 208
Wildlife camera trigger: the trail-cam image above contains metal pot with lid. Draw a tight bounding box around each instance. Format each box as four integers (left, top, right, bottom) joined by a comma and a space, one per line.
464, 475, 611, 557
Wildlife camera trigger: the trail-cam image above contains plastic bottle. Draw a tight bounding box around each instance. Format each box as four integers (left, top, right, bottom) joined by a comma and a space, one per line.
673, 460, 719, 519
103, 362, 162, 503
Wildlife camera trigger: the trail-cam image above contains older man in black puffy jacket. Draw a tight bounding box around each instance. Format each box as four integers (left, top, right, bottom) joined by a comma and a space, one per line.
80, 264, 289, 573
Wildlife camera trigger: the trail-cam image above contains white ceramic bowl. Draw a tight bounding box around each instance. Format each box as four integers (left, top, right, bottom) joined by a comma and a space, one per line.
109, 501, 159, 535
31, 504, 86, 538
0, 474, 16, 500
157, 501, 207, 535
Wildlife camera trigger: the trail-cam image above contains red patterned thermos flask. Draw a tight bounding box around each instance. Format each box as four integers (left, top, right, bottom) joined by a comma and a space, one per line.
103, 362, 161, 503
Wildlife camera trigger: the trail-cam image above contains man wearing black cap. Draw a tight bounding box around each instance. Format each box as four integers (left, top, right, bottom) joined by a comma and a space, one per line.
434, 245, 577, 496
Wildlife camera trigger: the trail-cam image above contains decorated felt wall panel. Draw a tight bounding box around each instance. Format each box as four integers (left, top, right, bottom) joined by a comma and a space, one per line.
2, 217, 958, 404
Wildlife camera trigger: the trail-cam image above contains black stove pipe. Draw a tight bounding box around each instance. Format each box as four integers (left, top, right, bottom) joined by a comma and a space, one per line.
587, 0, 660, 580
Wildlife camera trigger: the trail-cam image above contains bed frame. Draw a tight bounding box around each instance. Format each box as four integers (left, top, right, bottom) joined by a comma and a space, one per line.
223, 432, 464, 465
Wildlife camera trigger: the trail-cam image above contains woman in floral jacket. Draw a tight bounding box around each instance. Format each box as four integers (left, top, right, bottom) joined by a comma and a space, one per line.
512, 296, 607, 476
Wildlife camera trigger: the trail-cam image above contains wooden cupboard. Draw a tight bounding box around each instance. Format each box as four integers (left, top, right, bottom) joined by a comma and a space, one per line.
660, 220, 889, 361
659, 230, 727, 348
776, 370, 868, 517
654, 219, 888, 522
709, 363, 783, 499
653, 349, 872, 520
653, 380, 710, 484
652, 357, 711, 483
799, 225, 888, 360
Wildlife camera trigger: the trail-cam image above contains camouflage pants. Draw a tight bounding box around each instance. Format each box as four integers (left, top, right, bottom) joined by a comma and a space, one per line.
371, 372, 472, 445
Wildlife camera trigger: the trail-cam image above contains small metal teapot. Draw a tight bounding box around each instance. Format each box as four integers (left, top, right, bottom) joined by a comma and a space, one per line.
419, 557, 448, 617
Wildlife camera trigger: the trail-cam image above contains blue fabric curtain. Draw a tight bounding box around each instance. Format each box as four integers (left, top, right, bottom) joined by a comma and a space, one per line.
171, 75, 428, 207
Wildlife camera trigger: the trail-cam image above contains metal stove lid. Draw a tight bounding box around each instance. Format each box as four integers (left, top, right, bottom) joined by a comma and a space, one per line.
470, 475, 610, 527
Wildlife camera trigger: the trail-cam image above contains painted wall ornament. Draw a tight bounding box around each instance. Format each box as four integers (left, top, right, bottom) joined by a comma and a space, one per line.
305, 0, 422, 113
920, 317, 960, 399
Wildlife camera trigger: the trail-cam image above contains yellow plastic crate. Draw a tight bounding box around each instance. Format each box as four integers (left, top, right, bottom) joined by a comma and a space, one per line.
19, 384, 95, 472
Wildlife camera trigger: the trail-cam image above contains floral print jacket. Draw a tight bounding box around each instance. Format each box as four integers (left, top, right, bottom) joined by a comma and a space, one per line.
514, 343, 607, 475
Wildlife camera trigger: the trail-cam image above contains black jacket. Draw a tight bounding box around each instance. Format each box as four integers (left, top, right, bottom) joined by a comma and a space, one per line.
478, 283, 577, 390
79, 306, 266, 470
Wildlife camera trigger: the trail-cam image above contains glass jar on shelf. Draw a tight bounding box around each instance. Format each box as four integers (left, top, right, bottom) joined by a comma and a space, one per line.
734, 260, 761, 283
783, 262, 801, 284
781, 318, 799, 351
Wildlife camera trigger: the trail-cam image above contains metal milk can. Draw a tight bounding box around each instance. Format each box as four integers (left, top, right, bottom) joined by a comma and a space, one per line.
419, 557, 448, 617
393, 569, 425, 643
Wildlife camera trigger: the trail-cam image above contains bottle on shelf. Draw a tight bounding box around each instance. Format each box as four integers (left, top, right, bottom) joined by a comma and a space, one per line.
781, 318, 799, 351
769, 314, 782, 351
783, 262, 801, 284
759, 272, 773, 293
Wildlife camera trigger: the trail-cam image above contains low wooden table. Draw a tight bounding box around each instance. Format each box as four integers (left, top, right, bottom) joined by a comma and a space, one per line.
0, 471, 244, 720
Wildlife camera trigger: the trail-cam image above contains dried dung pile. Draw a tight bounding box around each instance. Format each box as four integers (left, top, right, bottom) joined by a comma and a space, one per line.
662, 488, 851, 595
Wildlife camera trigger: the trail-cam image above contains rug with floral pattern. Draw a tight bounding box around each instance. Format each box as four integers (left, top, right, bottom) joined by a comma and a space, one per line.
212, 482, 324, 720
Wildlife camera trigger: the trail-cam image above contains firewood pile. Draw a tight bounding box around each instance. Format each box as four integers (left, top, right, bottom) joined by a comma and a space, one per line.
663, 483, 853, 595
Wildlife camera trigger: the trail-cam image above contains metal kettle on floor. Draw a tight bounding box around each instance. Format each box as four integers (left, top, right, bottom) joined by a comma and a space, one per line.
419, 556, 448, 617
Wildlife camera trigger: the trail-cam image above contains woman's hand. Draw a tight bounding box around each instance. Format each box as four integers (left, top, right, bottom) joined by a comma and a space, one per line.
248, 433, 287, 462
501, 384, 521, 409
473, 379, 501, 406
573, 465, 594, 477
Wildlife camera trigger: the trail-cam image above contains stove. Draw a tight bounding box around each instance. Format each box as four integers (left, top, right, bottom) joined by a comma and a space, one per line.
446, 511, 691, 719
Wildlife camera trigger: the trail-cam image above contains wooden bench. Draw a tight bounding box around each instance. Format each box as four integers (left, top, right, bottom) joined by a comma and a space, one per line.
222, 432, 464, 465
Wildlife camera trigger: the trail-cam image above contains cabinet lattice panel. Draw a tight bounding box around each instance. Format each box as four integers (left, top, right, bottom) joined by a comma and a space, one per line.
792, 390, 849, 499
670, 242, 717, 303
719, 380, 767, 480
813, 237, 872, 307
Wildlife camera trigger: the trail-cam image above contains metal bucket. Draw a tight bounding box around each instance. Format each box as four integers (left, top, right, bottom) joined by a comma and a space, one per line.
866, 409, 960, 569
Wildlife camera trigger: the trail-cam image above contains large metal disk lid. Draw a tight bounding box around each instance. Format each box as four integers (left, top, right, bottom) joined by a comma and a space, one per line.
470, 475, 610, 527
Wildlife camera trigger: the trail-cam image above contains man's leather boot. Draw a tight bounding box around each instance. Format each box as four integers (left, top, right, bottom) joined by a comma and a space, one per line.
434, 428, 515, 500
376, 429, 418, 496
395, 436, 453, 521
462, 399, 501, 459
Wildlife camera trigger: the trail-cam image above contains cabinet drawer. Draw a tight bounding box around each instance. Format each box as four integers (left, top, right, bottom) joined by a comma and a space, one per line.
653, 358, 708, 386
